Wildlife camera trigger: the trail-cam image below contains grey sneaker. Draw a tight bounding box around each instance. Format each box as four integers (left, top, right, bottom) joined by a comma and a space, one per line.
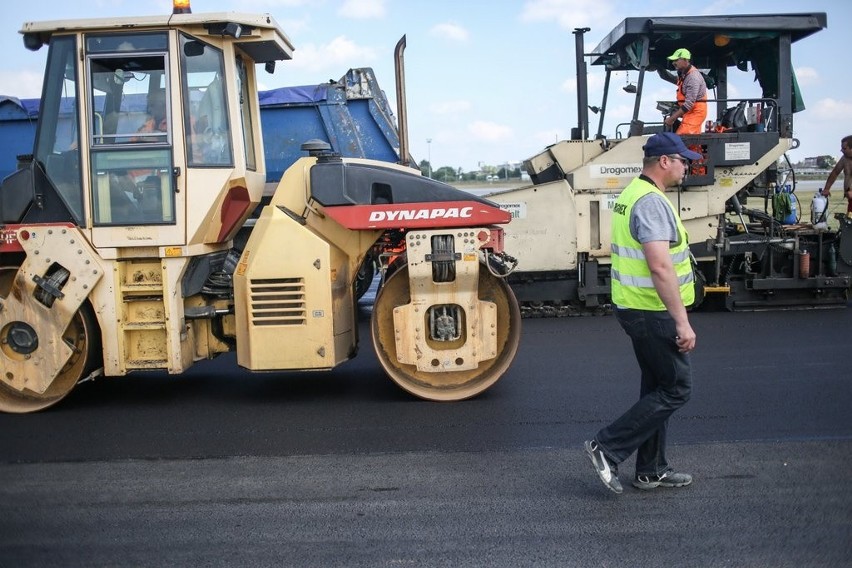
632, 471, 693, 491
584, 440, 622, 494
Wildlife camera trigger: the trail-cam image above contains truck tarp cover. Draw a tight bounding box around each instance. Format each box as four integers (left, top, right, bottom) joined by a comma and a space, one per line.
258, 85, 329, 106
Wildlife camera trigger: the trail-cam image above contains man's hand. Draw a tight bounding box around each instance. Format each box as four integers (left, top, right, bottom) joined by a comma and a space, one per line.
643, 240, 696, 353
675, 321, 696, 353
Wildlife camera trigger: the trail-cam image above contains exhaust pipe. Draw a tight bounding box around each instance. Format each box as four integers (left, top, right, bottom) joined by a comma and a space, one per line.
572, 27, 590, 140
394, 35, 411, 166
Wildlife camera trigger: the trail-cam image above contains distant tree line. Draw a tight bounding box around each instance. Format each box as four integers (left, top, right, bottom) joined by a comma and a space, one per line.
418, 160, 523, 182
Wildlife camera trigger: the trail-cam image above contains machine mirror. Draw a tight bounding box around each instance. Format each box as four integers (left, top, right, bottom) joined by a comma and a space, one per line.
23, 33, 43, 51
183, 40, 204, 57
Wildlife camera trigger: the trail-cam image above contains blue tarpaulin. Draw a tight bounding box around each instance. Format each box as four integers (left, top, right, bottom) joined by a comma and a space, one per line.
0, 68, 401, 183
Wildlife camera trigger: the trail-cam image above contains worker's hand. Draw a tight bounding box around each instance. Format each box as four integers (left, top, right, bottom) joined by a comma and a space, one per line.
821, 188, 831, 198
674, 322, 696, 353
664, 115, 676, 127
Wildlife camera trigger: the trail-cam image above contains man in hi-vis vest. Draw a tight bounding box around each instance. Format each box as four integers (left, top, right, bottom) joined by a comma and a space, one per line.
584, 132, 699, 494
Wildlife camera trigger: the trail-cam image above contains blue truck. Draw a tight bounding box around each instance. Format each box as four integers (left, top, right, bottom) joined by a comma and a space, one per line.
0, 67, 402, 184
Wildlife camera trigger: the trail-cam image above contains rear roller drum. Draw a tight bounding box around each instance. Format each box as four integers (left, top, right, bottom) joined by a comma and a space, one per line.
0, 267, 102, 413
371, 264, 521, 401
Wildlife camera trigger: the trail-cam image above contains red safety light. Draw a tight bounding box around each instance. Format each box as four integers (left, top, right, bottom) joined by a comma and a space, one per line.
173, 0, 191, 14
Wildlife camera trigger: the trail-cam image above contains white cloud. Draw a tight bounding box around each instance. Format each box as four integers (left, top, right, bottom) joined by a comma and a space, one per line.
725, 83, 742, 99
279, 16, 312, 36
532, 129, 564, 147
430, 22, 469, 43
808, 98, 852, 121
288, 36, 377, 71
520, 0, 614, 29
562, 72, 606, 94
795, 66, 819, 87
338, 0, 386, 19
468, 121, 514, 143
0, 70, 45, 99
429, 100, 472, 115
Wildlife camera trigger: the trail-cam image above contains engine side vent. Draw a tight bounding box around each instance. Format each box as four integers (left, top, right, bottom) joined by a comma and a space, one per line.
249, 277, 306, 326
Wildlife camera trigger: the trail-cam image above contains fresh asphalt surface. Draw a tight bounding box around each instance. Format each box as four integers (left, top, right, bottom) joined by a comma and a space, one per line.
1, 292, 850, 567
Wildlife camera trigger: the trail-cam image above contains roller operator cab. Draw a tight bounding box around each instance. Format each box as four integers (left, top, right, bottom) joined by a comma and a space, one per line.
0, 5, 521, 412
485, 12, 851, 316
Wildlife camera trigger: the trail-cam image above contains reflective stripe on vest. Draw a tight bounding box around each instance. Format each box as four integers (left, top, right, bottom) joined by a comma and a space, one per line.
610, 177, 695, 310
611, 243, 691, 265
611, 268, 695, 289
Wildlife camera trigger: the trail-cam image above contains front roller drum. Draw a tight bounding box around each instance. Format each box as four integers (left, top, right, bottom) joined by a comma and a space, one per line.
0, 267, 101, 413
371, 265, 521, 401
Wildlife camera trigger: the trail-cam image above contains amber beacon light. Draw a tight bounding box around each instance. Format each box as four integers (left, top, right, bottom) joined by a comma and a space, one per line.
173, 0, 191, 14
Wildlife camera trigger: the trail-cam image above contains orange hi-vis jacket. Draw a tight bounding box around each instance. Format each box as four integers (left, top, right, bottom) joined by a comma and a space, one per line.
676, 66, 707, 135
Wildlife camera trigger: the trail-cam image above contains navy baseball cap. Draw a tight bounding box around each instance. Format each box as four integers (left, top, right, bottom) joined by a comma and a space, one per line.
642, 132, 702, 160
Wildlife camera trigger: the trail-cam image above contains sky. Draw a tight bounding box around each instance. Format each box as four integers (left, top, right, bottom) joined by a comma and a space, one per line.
0, 0, 848, 173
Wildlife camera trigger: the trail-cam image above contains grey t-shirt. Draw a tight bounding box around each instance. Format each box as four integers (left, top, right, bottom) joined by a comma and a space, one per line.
630, 192, 679, 244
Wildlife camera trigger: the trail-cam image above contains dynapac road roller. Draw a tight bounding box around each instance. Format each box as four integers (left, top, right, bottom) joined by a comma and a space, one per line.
0, 4, 521, 412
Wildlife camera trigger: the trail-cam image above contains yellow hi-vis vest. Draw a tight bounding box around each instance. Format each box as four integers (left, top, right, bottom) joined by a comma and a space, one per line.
610, 177, 695, 310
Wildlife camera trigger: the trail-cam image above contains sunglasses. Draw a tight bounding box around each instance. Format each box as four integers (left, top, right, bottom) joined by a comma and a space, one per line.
665, 155, 689, 166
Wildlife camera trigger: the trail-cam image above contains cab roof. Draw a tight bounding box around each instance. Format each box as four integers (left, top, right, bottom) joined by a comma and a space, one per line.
591, 13, 826, 71
21, 12, 294, 62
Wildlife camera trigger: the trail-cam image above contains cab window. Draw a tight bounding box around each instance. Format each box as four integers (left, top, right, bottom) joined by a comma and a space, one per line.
180, 35, 233, 167
236, 56, 257, 170
86, 32, 175, 225
34, 35, 83, 224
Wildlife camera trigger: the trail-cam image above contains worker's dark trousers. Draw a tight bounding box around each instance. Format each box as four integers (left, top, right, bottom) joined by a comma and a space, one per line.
596, 307, 692, 477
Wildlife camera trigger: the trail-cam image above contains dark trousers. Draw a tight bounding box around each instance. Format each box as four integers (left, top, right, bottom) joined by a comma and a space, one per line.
596, 308, 692, 476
